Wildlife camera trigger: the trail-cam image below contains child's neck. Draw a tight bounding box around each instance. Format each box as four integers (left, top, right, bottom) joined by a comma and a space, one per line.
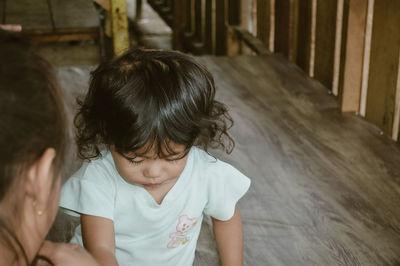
144, 177, 179, 205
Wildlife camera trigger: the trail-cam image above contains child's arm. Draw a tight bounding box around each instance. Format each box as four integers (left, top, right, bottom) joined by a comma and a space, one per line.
81, 214, 119, 266
212, 206, 244, 266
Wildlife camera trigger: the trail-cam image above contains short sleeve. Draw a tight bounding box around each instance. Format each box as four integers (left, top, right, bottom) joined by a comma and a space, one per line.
59, 163, 116, 221
203, 160, 251, 221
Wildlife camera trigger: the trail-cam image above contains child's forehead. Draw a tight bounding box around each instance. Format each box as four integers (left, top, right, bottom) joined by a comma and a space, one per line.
126, 141, 186, 158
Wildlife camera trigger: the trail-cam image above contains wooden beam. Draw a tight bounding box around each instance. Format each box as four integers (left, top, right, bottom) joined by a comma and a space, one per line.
365, 0, 400, 135
314, 0, 338, 90
26, 31, 98, 42
393, 52, 400, 141
256, 0, 270, 48
232, 26, 270, 55
274, 0, 290, 58
136, 0, 142, 20
204, 0, 213, 53
215, 0, 227, 55
274, 0, 298, 62
296, 0, 312, 73
340, 0, 368, 112
336, 0, 349, 101
110, 0, 129, 56
172, 0, 185, 50
229, 0, 241, 25
331, 0, 345, 96
1, 0, 5, 24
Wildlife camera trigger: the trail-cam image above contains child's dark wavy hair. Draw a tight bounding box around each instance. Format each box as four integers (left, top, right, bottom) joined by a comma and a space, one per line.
75, 49, 234, 159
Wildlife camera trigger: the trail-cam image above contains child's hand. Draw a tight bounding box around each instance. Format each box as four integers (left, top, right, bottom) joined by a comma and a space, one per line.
36, 241, 100, 266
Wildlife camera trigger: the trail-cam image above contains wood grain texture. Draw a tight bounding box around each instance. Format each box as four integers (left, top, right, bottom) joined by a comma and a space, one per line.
365, 0, 400, 135
337, 0, 349, 107
53, 53, 400, 265
5, 0, 52, 33
0, 0, 4, 24
314, 0, 337, 90
340, 0, 367, 112
256, 0, 270, 47
296, 0, 312, 73
215, 0, 227, 55
197, 55, 400, 265
274, 0, 291, 58
50, 0, 98, 33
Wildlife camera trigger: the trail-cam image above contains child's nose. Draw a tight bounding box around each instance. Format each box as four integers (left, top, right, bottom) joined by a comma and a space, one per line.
143, 160, 162, 179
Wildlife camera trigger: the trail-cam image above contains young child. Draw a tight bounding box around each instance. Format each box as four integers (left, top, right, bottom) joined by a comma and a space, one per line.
59, 49, 251, 266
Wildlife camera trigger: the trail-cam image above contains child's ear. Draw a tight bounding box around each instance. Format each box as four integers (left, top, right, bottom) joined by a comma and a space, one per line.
25, 148, 56, 205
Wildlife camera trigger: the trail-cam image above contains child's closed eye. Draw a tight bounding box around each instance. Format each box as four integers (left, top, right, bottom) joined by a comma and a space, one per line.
128, 158, 145, 165
165, 158, 181, 163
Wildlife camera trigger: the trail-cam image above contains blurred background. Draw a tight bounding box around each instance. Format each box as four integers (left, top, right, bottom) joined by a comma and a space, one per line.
2, 1, 400, 265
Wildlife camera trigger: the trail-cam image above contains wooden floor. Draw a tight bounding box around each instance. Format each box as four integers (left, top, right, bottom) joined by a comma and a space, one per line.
1, 0, 99, 41
56, 54, 400, 265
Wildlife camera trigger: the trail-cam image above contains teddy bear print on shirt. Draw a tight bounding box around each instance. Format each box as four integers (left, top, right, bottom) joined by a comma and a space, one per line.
167, 215, 198, 248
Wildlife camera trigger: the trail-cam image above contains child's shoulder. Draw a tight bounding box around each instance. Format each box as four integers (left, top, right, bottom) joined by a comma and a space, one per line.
71, 150, 117, 183
191, 147, 239, 176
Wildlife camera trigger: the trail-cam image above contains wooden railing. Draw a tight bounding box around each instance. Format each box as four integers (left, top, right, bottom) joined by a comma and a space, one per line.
141, 0, 400, 142
145, 0, 242, 55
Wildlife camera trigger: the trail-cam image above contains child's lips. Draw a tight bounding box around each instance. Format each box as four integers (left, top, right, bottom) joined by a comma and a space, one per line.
143, 183, 161, 189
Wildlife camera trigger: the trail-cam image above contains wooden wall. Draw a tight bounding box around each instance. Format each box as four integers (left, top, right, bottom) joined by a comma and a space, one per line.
145, 0, 400, 142
235, 0, 400, 142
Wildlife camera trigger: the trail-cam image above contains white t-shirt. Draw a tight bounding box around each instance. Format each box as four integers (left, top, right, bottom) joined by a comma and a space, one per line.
59, 147, 251, 266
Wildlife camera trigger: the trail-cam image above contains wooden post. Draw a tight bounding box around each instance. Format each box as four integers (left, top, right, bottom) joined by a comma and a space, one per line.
274, 0, 298, 62
340, 0, 368, 112
136, 0, 143, 20
204, 0, 213, 53
172, 0, 185, 50
296, 0, 312, 72
392, 52, 400, 141
365, 0, 400, 135
215, 0, 227, 55
256, 0, 270, 48
314, 0, 338, 90
110, 0, 129, 56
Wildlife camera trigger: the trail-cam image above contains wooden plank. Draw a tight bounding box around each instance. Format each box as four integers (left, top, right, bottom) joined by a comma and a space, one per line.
27, 32, 98, 42
365, 0, 400, 135
172, 0, 185, 50
274, 0, 290, 58
204, 0, 213, 53
393, 52, 400, 141
215, 0, 227, 55
331, 0, 345, 96
340, 0, 367, 112
110, 0, 129, 55
336, 0, 349, 100
5, 0, 53, 33
274, 0, 298, 62
296, 0, 312, 73
193, 0, 202, 42
1, 0, 4, 24
256, 0, 270, 47
50, 0, 99, 33
229, 0, 241, 25
313, 0, 338, 90
233, 26, 270, 55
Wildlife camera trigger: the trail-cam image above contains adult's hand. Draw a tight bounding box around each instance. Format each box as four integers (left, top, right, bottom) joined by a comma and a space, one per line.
0, 24, 22, 32
36, 241, 100, 266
